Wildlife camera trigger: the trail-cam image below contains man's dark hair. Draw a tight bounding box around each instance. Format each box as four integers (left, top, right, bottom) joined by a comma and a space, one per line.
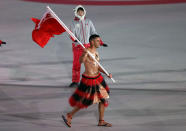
89, 34, 100, 42
77, 7, 84, 12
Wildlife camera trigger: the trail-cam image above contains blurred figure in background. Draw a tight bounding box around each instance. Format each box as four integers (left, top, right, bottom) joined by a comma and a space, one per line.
0, 40, 6, 47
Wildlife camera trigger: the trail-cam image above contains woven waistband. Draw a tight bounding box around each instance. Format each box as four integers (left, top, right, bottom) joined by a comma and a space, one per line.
82, 73, 101, 79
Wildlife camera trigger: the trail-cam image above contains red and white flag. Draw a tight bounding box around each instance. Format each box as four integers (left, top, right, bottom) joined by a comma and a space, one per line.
31, 10, 66, 48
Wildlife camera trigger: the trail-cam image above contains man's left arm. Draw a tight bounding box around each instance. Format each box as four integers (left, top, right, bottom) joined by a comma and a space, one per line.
98, 54, 112, 78
99, 66, 112, 78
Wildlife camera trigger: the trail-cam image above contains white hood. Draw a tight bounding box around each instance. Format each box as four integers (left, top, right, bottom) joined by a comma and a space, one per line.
73, 5, 86, 20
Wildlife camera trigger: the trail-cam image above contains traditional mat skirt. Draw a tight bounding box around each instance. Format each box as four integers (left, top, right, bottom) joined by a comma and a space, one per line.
69, 73, 110, 109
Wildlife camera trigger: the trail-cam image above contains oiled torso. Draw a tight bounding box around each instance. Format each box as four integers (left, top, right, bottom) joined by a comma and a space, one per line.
83, 50, 100, 77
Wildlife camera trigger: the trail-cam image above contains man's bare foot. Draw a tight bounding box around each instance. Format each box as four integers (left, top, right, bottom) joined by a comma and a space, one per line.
98, 120, 112, 127
62, 113, 72, 128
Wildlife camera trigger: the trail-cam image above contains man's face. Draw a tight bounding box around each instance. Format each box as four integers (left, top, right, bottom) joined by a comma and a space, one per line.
92, 37, 100, 48
77, 10, 84, 16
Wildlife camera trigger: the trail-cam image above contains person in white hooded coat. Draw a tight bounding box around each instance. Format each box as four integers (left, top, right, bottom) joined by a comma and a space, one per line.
69, 5, 108, 87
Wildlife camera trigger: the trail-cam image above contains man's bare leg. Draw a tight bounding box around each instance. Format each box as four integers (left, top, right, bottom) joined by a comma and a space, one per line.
68, 107, 80, 117
62, 107, 80, 127
98, 102, 105, 121
98, 102, 112, 127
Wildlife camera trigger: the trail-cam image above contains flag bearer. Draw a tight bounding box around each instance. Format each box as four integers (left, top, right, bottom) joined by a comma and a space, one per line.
62, 34, 112, 127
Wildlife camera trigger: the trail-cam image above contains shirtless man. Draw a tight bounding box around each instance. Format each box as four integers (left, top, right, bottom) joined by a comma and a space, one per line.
62, 34, 112, 127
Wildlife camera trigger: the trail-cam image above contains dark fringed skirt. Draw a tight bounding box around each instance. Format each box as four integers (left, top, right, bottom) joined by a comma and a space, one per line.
69, 73, 110, 109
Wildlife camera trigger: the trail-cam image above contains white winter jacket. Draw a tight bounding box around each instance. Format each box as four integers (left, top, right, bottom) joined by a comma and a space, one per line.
70, 5, 97, 45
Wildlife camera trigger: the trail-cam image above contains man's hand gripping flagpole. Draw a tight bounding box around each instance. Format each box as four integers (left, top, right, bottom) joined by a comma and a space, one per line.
46, 6, 116, 83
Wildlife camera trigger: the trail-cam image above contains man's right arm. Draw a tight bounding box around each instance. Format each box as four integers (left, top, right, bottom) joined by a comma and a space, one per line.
79, 49, 88, 63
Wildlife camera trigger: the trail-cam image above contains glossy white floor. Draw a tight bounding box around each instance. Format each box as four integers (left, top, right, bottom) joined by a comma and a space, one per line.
0, 0, 186, 131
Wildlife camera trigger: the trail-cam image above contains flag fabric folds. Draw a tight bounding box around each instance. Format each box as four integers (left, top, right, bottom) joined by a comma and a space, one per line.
31, 10, 66, 48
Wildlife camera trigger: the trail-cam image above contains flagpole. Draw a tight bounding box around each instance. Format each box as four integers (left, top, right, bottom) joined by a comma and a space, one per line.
46, 6, 116, 83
